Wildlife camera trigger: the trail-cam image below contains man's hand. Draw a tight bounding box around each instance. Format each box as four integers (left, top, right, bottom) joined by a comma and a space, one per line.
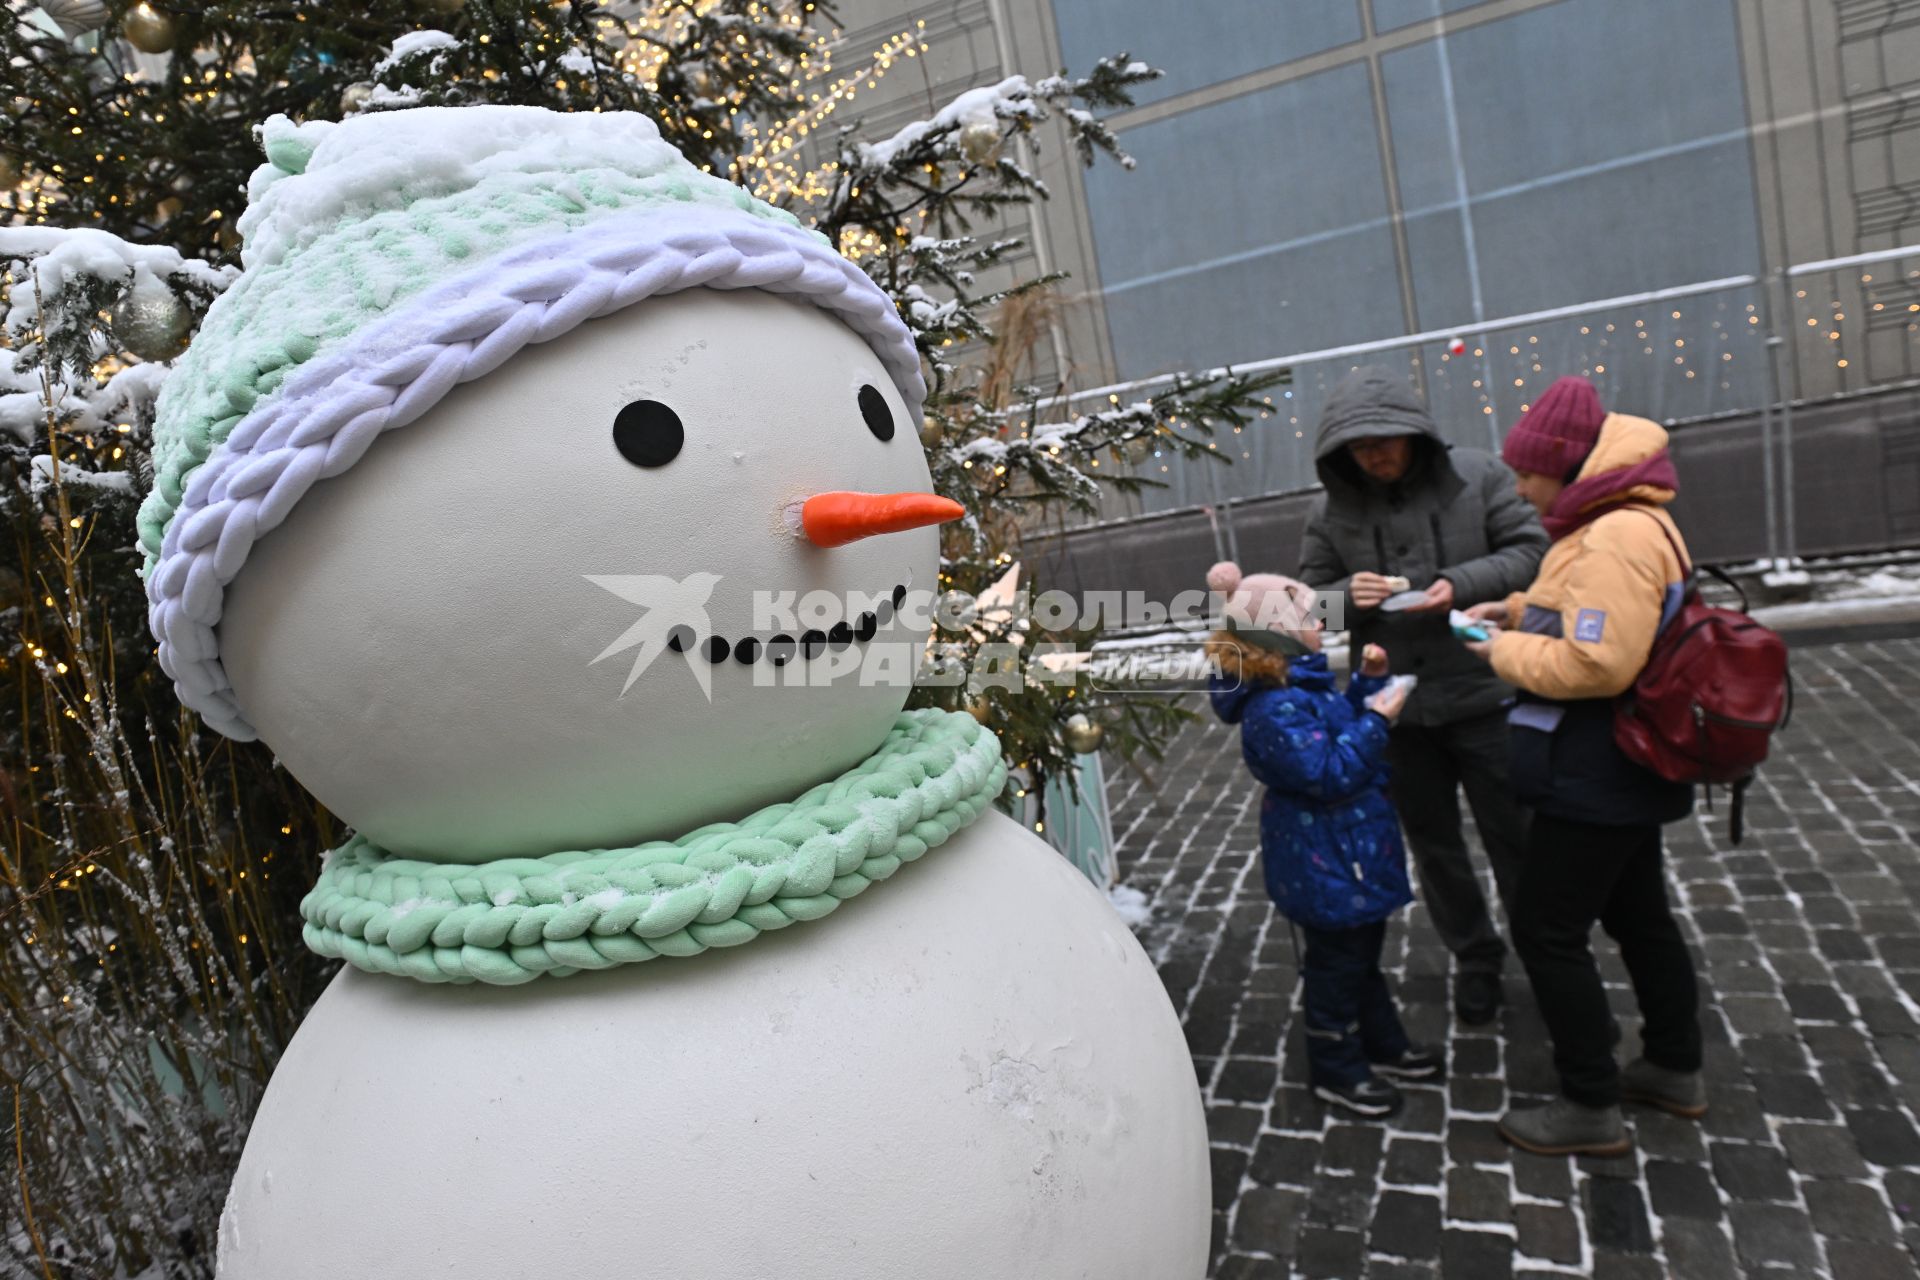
1464, 629, 1499, 662
1464, 601, 1509, 625
1359, 643, 1388, 678
1366, 680, 1410, 722
1403, 576, 1455, 615
1349, 572, 1395, 610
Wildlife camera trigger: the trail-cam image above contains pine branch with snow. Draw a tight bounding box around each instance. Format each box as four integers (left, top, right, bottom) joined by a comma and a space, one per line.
796, 53, 1285, 802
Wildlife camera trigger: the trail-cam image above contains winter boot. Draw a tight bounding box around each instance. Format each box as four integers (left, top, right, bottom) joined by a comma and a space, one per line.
1620, 1057, 1707, 1119
1455, 971, 1503, 1026
1497, 1097, 1631, 1157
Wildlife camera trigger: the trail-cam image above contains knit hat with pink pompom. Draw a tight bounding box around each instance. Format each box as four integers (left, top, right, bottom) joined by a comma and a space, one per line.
1206, 561, 1321, 655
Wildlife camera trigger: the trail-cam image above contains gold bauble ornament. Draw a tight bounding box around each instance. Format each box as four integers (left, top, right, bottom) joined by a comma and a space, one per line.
1062, 712, 1103, 754
121, 4, 176, 54
109, 289, 192, 362
958, 119, 1002, 166
0, 152, 21, 190
340, 82, 375, 114
153, 195, 184, 223
687, 65, 716, 97
919, 415, 942, 449
966, 694, 992, 724
40, 0, 110, 39
215, 219, 241, 251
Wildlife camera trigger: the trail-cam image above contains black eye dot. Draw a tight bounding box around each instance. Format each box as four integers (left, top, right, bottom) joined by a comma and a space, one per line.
702, 635, 730, 663
734, 637, 761, 665
667, 625, 694, 653
613, 400, 684, 468
857, 384, 895, 442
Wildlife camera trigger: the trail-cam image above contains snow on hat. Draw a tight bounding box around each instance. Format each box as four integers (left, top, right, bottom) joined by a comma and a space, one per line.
139, 106, 925, 740
1502, 375, 1606, 478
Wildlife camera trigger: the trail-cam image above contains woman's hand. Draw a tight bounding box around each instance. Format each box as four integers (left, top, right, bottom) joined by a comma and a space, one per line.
1366, 680, 1410, 722
1360, 643, 1388, 678
1464, 629, 1499, 662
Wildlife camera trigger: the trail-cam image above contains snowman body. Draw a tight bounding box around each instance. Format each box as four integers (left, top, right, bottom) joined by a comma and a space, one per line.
216, 808, 1207, 1278
149, 110, 1210, 1276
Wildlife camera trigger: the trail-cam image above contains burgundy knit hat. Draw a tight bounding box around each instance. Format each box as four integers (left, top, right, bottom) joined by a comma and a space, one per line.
1502, 376, 1606, 477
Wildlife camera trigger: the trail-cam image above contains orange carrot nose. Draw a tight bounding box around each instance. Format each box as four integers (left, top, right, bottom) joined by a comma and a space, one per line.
800, 491, 965, 548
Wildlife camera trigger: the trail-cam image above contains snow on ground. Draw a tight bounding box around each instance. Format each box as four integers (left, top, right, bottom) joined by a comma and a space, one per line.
1106, 883, 1153, 927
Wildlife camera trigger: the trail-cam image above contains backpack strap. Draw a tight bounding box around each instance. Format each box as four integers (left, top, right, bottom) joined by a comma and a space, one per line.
1611, 504, 1693, 579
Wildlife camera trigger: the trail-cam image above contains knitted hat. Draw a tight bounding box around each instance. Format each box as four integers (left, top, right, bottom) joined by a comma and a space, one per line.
138, 106, 925, 741
1502, 375, 1606, 478
1206, 561, 1319, 655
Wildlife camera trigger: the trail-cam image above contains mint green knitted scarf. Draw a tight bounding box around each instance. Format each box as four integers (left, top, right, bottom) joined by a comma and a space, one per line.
301, 709, 1005, 985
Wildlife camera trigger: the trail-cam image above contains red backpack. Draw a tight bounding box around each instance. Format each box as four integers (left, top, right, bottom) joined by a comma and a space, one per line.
1611, 509, 1792, 845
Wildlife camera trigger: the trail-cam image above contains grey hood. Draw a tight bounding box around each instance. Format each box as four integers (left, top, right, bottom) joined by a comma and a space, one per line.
1312, 365, 1445, 495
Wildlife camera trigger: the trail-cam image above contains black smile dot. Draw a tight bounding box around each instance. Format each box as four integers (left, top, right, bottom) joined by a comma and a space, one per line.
827, 620, 853, 650
801, 629, 827, 659
613, 400, 684, 468
734, 637, 762, 664
891, 583, 908, 608
858, 383, 895, 442
873, 597, 893, 625
854, 611, 878, 642
766, 635, 796, 666
702, 635, 730, 663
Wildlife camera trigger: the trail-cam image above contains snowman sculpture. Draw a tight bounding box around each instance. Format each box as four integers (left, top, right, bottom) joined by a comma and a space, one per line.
138, 107, 1207, 1277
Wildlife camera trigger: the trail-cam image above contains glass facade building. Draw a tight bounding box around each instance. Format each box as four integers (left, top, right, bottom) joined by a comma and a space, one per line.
830, 0, 1920, 545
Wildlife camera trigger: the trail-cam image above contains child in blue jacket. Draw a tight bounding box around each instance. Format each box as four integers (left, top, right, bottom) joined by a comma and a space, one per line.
1205, 562, 1443, 1118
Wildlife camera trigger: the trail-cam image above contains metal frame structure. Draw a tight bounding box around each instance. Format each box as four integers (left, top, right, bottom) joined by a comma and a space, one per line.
1032, 243, 1920, 565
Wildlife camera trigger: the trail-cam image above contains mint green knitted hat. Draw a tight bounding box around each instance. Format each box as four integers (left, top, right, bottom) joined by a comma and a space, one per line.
140, 106, 924, 740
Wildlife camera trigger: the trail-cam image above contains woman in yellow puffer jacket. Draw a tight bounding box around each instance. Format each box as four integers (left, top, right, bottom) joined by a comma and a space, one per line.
1463, 377, 1704, 1159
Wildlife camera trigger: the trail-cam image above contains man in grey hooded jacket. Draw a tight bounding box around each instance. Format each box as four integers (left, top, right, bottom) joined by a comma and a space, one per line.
1299, 365, 1546, 1024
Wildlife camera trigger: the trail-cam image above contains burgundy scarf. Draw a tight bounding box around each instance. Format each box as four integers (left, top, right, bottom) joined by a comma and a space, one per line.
1542, 450, 1680, 540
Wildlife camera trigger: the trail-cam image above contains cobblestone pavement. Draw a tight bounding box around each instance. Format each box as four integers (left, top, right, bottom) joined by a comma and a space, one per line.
1106, 637, 1920, 1279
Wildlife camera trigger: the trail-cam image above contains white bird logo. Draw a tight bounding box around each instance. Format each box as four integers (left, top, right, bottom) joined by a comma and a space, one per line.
584, 572, 724, 699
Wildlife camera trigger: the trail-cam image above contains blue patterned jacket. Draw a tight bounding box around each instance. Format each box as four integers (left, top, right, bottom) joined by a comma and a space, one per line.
1210, 655, 1413, 930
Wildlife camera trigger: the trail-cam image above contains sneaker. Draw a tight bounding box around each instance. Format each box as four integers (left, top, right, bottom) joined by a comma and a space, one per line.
1497, 1097, 1631, 1158
1313, 1076, 1404, 1119
1456, 971, 1503, 1025
1373, 1043, 1446, 1083
1620, 1057, 1708, 1119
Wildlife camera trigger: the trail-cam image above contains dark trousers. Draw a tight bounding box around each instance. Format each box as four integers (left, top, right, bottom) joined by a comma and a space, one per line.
1386, 710, 1528, 975
1513, 813, 1702, 1107
1299, 920, 1411, 1088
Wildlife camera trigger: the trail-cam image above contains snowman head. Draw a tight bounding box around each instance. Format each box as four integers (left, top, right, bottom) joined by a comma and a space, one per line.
140, 108, 959, 861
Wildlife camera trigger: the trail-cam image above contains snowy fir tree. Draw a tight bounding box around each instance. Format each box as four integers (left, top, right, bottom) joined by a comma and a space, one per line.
1, 4, 1281, 1271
